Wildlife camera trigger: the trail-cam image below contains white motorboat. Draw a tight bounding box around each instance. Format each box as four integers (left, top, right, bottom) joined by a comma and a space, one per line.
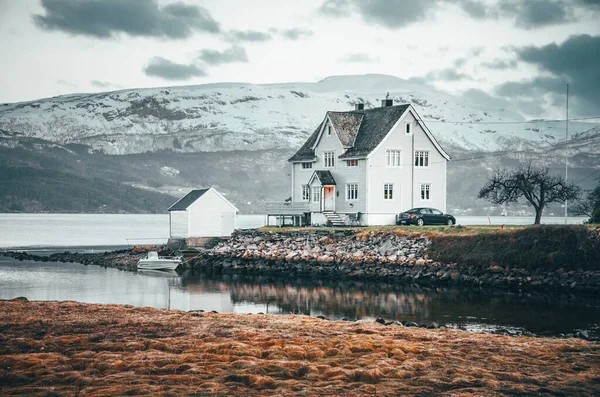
137, 251, 182, 270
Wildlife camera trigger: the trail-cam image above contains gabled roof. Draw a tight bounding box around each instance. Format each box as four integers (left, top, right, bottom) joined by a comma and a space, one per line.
168, 189, 209, 211
308, 170, 336, 186
289, 104, 451, 162
325, 112, 363, 148
288, 122, 322, 162
338, 104, 410, 159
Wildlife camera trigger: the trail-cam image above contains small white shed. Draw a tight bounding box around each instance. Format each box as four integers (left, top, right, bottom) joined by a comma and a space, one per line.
168, 187, 238, 238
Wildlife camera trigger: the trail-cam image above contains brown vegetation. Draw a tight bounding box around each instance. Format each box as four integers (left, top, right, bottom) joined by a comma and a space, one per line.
429, 225, 600, 270
1, 300, 599, 396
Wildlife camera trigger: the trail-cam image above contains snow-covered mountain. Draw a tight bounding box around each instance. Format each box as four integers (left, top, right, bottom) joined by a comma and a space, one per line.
1, 74, 595, 156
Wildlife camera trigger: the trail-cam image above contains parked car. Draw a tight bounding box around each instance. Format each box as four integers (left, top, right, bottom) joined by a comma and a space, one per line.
396, 207, 456, 226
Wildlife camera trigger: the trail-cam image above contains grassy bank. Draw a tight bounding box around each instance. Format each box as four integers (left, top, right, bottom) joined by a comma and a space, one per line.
429, 225, 600, 270
1, 300, 599, 396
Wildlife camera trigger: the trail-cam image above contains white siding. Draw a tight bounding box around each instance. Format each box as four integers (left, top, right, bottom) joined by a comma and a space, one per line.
169, 188, 237, 238
367, 110, 447, 225
187, 189, 237, 237
295, 119, 367, 215
170, 210, 188, 238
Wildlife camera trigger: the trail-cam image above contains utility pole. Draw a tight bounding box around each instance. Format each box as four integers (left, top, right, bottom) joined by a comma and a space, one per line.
565, 83, 569, 224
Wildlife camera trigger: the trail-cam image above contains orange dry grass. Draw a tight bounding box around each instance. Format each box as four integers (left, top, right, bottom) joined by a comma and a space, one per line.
1, 301, 599, 396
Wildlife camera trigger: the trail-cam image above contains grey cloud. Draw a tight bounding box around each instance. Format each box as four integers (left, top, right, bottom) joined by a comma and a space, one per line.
494, 34, 600, 115
34, 0, 220, 39
198, 46, 248, 65
337, 53, 380, 63
144, 57, 206, 80
458, 0, 490, 19
280, 28, 313, 40
498, 0, 572, 29
319, 0, 435, 28
427, 68, 474, 81
481, 59, 517, 70
319, 0, 352, 17
318, 0, 594, 29
225, 30, 272, 43
91, 80, 122, 89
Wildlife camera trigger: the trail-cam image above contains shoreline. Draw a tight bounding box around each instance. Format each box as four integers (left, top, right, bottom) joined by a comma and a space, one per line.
2, 226, 600, 295
1, 299, 599, 396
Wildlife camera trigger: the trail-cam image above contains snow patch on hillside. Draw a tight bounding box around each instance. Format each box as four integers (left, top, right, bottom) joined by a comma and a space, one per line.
0, 74, 595, 155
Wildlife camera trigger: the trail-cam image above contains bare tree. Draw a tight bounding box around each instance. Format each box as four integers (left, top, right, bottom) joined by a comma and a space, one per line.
478, 163, 580, 224
572, 181, 600, 224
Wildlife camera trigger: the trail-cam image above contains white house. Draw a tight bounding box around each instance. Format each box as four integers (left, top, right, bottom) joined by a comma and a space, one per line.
168, 187, 238, 237
287, 100, 451, 225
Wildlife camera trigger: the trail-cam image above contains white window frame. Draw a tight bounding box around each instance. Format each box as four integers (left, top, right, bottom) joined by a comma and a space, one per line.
385, 149, 401, 167
324, 151, 335, 168
414, 150, 430, 168
346, 183, 358, 201
301, 162, 312, 169
346, 159, 359, 167
405, 122, 412, 134
302, 185, 310, 201
383, 183, 394, 201
312, 188, 321, 203
420, 183, 431, 201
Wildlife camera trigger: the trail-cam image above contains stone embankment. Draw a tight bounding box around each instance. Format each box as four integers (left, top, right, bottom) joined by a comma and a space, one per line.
189, 229, 600, 294
1, 250, 143, 271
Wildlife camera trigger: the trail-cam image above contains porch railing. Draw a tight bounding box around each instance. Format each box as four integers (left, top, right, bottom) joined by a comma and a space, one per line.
265, 202, 310, 215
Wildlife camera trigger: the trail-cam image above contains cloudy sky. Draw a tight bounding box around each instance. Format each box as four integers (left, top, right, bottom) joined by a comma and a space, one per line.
1, 0, 599, 117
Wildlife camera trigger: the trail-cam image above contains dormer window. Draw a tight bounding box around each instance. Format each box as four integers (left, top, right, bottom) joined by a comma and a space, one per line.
405, 123, 412, 134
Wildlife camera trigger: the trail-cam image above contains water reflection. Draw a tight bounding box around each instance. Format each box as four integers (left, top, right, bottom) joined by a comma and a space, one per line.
179, 271, 600, 336
1, 257, 598, 337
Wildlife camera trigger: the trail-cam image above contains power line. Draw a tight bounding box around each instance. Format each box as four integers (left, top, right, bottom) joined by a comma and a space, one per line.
574, 169, 600, 184
422, 116, 600, 124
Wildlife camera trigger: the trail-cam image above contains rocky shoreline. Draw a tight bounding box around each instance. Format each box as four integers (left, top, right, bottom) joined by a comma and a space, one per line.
3, 228, 600, 294
187, 229, 600, 294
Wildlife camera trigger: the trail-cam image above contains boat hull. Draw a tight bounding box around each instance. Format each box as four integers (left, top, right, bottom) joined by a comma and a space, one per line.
137, 259, 180, 271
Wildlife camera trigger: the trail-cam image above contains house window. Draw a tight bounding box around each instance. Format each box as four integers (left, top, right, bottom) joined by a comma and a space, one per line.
346, 184, 358, 201
383, 183, 394, 200
313, 188, 321, 203
302, 185, 310, 201
386, 150, 401, 167
324, 151, 335, 168
406, 123, 412, 134
346, 159, 358, 167
302, 162, 312, 169
414, 151, 430, 167
420, 184, 431, 200
327, 125, 332, 136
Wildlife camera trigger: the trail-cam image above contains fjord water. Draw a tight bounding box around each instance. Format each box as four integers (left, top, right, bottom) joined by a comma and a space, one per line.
1, 256, 598, 338
0, 213, 587, 248
0, 213, 595, 337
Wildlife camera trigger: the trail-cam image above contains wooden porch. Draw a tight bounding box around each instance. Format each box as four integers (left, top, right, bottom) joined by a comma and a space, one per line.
265, 202, 311, 227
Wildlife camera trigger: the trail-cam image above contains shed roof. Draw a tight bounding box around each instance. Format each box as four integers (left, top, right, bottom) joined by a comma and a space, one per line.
167, 189, 209, 211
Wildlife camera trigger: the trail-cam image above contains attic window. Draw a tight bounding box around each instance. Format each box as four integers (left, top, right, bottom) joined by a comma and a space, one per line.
405, 123, 412, 134
327, 125, 332, 136
302, 162, 312, 169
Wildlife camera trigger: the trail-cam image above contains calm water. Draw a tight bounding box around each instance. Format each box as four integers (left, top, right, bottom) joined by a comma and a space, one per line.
0, 213, 587, 248
1, 256, 598, 337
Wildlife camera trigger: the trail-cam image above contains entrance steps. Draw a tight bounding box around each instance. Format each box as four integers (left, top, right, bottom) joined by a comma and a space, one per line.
322, 211, 346, 227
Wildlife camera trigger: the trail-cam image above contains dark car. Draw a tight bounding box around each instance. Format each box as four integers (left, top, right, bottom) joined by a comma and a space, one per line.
396, 207, 456, 226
